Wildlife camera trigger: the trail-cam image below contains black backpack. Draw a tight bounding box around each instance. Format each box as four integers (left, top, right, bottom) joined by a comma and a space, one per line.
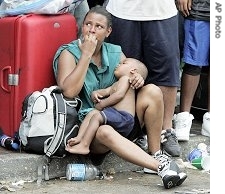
18, 86, 82, 182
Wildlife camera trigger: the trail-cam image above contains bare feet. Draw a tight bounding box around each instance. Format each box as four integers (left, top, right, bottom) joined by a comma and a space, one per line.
65, 143, 90, 155
67, 137, 81, 146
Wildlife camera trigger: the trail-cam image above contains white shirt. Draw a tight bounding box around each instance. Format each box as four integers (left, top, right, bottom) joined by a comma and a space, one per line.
106, 0, 178, 21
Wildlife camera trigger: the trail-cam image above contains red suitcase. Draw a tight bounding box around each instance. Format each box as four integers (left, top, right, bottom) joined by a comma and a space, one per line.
0, 14, 77, 136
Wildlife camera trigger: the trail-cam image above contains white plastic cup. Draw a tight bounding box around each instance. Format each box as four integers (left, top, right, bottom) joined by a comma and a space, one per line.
201, 155, 210, 171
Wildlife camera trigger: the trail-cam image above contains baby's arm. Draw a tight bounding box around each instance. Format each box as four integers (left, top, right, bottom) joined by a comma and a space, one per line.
91, 87, 111, 104
95, 76, 130, 110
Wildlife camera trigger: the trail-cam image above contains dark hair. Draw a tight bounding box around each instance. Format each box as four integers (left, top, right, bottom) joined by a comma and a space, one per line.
83, 5, 112, 28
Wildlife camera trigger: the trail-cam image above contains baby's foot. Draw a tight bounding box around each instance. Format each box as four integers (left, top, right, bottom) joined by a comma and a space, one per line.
67, 137, 81, 146
66, 143, 90, 155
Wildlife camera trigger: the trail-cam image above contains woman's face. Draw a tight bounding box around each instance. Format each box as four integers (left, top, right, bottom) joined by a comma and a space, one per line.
82, 12, 112, 44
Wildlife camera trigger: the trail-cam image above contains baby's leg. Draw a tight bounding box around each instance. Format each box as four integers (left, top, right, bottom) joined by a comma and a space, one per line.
67, 110, 99, 146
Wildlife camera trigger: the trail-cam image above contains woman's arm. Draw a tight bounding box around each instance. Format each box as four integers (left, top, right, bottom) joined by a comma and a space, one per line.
56, 35, 97, 98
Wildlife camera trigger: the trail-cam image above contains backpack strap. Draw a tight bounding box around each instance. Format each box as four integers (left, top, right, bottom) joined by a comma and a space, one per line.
45, 92, 66, 157
37, 155, 51, 184
39, 92, 67, 182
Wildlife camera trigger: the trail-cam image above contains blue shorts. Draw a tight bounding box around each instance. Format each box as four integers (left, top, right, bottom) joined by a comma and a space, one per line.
100, 107, 134, 137
107, 15, 180, 87
183, 19, 210, 66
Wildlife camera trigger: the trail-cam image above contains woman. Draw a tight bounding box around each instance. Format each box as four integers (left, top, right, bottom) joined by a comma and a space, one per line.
53, 5, 187, 189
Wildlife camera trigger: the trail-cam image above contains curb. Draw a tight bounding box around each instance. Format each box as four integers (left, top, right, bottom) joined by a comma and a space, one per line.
0, 122, 209, 183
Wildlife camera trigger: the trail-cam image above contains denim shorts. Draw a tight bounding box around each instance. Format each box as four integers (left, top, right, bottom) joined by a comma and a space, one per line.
100, 107, 134, 137
183, 19, 210, 66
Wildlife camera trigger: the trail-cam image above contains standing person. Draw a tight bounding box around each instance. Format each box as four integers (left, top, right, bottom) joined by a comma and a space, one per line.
87, 0, 105, 8
105, 0, 181, 157
66, 58, 147, 155
174, 0, 210, 140
72, 0, 90, 37
53, 6, 187, 189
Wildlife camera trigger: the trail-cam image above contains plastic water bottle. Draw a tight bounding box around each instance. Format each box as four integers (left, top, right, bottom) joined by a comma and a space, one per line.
66, 163, 102, 181
0, 128, 19, 151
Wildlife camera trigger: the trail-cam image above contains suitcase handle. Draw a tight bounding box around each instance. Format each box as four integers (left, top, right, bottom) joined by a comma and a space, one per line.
0, 66, 11, 93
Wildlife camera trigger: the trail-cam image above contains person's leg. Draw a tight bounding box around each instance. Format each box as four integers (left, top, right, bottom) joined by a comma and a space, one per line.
66, 112, 104, 155
67, 109, 99, 146
201, 67, 210, 137
159, 86, 178, 130
136, 84, 163, 154
174, 19, 210, 139
106, 17, 148, 149
73, 0, 89, 37
90, 123, 187, 189
142, 16, 181, 157
180, 68, 201, 112
87, 85, 187, 188
173, 64, 200, 141
93, 125, 159, 170
207, 69, 210, 112
136, 84, 176, 175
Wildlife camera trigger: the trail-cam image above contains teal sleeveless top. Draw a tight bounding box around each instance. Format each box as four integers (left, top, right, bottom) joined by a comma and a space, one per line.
53, 40, 122, 121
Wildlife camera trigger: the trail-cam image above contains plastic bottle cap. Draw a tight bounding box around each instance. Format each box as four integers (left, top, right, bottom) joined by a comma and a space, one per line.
12, 143, 19, 150
197, 143, 207, 151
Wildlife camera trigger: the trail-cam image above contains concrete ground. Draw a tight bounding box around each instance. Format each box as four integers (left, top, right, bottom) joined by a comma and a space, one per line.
0, 168, 210, 194
0, 120, 210, 193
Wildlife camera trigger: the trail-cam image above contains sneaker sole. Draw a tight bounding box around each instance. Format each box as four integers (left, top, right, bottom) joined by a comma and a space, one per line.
163, 173, 187, 189
162, 175, 181, 189
162, 149, 180, 158
177, 136, 189, 141
143, 168, 157, 174
176, 172, 187, 186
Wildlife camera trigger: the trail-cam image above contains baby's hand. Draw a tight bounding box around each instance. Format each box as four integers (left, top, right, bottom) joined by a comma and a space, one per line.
94, 102, 103, 111
91, 91, 103, 103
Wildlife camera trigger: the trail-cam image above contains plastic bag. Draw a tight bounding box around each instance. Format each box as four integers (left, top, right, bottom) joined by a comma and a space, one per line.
0, 0, 84, 17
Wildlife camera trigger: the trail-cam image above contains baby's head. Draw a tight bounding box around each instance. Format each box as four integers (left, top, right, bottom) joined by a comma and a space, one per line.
114, 58, 148, 80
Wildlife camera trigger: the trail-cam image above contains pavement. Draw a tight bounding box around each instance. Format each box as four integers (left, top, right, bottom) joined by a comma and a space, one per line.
0, 119, 210, 193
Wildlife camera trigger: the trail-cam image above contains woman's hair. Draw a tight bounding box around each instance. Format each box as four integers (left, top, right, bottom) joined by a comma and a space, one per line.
83, 5, 112, 28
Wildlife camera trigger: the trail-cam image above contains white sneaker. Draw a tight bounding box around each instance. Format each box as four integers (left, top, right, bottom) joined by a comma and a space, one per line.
201, 112, 210, 137
144, 150, 171, 174
173, 112, 194, 141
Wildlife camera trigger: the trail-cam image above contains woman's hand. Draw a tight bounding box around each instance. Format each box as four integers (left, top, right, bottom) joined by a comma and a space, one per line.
78, 33, 98, 58
129, 71, 145, 89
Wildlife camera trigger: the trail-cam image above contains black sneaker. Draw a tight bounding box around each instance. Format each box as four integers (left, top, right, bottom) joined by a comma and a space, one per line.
134, 135, 148, 151
161, 129, 181, 157
157, 160, 187, 189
